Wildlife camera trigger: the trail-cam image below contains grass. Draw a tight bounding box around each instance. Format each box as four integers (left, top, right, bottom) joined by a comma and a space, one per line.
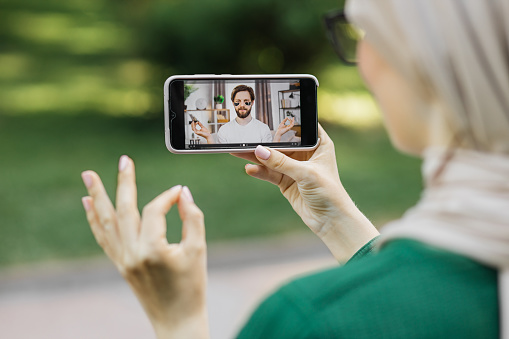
0, 114, 422, 267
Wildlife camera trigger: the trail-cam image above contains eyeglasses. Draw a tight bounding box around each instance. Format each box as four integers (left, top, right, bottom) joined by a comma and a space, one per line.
323, 10, 364, 66
233, 101, 252, 107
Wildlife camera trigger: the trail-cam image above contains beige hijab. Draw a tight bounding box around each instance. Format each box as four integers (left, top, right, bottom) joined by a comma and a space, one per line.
346, 0, 509, 337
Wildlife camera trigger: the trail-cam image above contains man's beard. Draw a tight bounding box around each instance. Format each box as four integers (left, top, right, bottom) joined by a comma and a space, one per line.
235, 106, 252, 119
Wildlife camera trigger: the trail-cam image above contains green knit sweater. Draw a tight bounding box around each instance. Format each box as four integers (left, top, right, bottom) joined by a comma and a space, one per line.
236, 238, 498, 338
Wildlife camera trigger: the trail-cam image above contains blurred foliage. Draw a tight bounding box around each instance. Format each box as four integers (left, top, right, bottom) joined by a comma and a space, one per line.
0, 0, 375, 124
0, 0, 152, 116
119, 0, 345, 74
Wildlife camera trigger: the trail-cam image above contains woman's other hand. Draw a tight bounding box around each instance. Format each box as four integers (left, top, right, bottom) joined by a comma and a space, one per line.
81, 156, 209, 339
232, 124, 379, 263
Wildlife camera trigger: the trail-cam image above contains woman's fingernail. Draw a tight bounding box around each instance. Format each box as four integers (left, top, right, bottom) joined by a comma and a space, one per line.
119, 155, 129, 171
81, 172, 93, 188
82, 197, 91, 211
182, 186, 194, 202
255, 145, 271, 160
170, 185, 182, 192
245, 163, 255, 171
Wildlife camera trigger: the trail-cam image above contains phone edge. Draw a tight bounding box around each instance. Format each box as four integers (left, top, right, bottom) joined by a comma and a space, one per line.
163, 74, 319, 154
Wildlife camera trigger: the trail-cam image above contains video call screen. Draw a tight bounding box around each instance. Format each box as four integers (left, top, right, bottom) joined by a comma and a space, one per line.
183, 79, 302, 149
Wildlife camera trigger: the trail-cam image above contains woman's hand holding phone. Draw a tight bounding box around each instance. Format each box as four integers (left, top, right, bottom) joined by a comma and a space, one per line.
233, 124, 379, 263
81, 157, 209, 339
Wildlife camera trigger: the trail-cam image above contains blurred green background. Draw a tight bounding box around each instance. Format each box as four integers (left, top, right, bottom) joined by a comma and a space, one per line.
0, 0, 422, 267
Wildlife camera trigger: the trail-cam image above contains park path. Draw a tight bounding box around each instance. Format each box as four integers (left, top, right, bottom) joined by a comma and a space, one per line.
0, 233, 336, 339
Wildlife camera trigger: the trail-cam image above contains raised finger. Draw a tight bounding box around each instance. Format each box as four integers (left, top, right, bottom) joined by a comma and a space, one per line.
82, 196, 105, 247
140, 185, 182, 246
82, 170, 118, 236
116, 155, 141, 244
178, 187, 206, 252
82, 196, 116, 260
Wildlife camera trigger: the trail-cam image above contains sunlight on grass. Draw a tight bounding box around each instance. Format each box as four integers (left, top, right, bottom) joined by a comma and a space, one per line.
318, 90, 382, 128
0, 56, 158, 116
5, 11, 131, 54
1, 82, 155, 116
0, 53, 32, 80
116, 60, 153, 86
45, 0, 107, 11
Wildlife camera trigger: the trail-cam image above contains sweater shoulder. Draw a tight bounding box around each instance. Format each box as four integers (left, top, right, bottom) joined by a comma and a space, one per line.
237, 239, 498, 339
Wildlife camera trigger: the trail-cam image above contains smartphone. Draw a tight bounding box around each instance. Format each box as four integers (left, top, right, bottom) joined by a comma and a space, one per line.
164, 74, 318, 154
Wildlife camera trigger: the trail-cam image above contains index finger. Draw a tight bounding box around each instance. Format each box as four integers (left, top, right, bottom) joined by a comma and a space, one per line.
116, 155, 141, 243
81, 170, 117, 234
230, 147, 307, 164
230, 152, 259, 164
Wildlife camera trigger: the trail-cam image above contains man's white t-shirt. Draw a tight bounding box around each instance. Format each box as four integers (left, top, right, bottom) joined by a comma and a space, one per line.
217, 117, 272, 144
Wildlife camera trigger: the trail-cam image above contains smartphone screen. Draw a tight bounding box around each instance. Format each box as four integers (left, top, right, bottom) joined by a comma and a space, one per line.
165, 75, 318, 153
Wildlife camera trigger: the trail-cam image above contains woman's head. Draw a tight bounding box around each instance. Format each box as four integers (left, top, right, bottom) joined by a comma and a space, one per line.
346, 0, 509, 155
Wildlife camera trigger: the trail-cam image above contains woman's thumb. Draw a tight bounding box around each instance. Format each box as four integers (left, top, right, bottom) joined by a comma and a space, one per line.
254, 145, 303, 180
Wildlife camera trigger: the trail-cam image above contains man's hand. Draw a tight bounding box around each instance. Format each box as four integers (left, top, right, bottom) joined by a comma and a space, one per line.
81, 156, 209, 339
191, 121, 215, 144
273, 117, 295, 142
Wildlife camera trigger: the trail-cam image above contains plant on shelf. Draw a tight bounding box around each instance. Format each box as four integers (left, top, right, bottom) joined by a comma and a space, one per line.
214, 94, 224, 109
184, 84, 198, 110
214, 95, 224, 104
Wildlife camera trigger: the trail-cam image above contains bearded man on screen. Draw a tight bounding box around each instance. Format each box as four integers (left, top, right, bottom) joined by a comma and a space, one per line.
191, 84, 294, 144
